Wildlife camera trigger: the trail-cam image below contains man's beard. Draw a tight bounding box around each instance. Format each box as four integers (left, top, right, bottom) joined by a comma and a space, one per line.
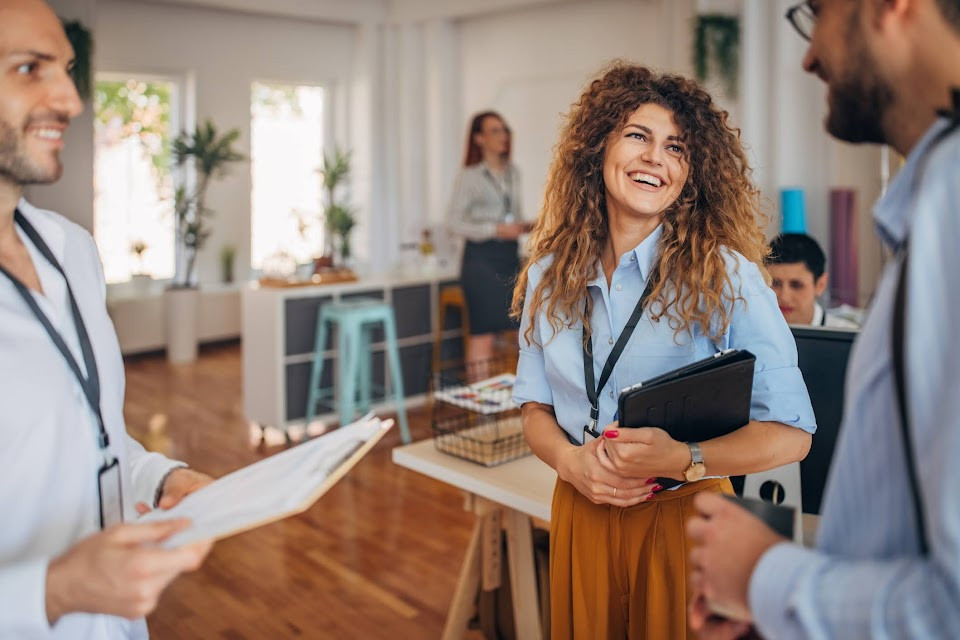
0, 118, 64, 185
824, 16, 893, 145
825, 72, 893, 145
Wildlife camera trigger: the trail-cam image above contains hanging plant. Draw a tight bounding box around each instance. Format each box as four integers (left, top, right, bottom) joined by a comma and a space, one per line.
60, 19, 93, 102
693, 14, 740, 97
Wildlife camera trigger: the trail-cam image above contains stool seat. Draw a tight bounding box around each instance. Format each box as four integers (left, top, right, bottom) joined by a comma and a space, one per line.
305, 298, 411, 443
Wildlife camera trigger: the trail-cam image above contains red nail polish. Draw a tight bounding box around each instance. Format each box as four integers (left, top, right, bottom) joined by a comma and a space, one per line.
646, 477, 657, 484
604, 429, 619, 439
653, 484, 663, 492
645, 494, 655, 500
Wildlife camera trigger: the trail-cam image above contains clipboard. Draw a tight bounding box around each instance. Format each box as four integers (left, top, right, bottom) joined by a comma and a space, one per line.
617, 349, 755, 443
140, 415, 393, 548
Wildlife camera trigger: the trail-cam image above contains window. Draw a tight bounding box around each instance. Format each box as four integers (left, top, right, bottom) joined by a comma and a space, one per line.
250, 82, 326, 269
93, 76, 178, 284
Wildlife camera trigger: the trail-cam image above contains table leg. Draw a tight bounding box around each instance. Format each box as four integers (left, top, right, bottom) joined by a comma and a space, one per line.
442, 512, 484, 640
504, 509, 543, 640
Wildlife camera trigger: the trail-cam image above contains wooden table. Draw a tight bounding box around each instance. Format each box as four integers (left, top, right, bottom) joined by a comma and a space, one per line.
392, 440, 555, 640
392, 439, 822, 640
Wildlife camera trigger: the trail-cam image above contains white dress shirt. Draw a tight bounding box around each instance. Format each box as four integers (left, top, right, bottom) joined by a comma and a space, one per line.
811, 302, 860, 329
0, 200, 184, 640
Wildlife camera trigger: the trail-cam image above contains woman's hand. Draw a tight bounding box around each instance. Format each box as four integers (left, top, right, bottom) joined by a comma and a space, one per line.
598, 425, 690, 482
556, 434, 659, 507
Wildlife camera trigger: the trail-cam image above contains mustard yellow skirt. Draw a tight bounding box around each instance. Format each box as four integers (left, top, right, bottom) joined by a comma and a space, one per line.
549, 476, 734, 640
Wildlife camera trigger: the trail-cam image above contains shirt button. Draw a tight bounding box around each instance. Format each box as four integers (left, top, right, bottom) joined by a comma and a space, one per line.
608, 337, 614, 345
609, 390, 614, 399
615, 284, 623, 292
629, 255, 636, 261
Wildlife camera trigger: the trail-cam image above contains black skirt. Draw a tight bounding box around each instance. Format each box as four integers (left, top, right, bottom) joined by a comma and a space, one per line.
460, 239, 521, 334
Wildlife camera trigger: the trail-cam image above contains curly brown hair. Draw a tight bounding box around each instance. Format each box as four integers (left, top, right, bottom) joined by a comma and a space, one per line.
511, 62, 769, 345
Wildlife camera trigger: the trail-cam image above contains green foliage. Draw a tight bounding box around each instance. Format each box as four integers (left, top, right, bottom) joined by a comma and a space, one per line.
61, 20, 92, 101
318, 148, 356, 260
251, 84, 303, 117
173, 121, 245, 286
94, 79, 173, 179
693, 14, 740, 97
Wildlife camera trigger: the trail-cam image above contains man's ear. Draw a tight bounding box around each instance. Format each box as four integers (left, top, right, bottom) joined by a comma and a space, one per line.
814, 272, 829, 297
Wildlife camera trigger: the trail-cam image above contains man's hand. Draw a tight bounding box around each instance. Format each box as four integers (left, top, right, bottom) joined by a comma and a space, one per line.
556, 426, 658, 506
45, 519, 213, 624
151, 468, 214, 512
598, 426, 690, 481
688, 589, 761, 640
686, 492, 786, 627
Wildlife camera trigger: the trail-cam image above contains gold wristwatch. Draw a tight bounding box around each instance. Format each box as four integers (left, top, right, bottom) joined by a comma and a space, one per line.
683, 442, 706, 482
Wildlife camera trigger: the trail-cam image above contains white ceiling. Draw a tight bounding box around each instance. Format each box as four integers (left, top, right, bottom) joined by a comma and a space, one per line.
125, 0, 590, 25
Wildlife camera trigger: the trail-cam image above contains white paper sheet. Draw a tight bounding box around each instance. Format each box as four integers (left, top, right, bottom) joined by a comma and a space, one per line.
140, 414, 392, 547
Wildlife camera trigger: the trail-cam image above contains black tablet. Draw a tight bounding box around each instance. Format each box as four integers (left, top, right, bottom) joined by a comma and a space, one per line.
617, 349, 755, 444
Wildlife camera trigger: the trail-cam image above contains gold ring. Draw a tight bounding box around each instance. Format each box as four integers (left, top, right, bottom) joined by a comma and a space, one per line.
613, 487, 618, 498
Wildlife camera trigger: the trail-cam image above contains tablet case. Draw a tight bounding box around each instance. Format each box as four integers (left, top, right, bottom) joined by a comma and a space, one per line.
617, 349, 755, 488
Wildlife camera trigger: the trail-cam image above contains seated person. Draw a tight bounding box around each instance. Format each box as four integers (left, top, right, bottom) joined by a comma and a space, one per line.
767, 233, 859, 328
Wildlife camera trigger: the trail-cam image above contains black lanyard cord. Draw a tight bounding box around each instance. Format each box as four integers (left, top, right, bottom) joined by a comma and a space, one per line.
482, 166, 513, 218
0, 210, 110, 452
582, 275, 656, 433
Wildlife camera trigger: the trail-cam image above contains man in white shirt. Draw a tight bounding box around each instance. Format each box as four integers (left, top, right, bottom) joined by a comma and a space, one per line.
0, 1, 215, 637
768, 233, 859, 329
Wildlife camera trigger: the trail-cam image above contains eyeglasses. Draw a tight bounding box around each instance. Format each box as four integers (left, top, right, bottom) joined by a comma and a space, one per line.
785, 1, 816, 42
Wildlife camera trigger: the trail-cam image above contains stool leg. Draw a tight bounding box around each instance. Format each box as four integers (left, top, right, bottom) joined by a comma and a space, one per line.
383, 314, 411, 443
358, 323, 372, 414
337, 322, 359, 428
305, 314, 330, 429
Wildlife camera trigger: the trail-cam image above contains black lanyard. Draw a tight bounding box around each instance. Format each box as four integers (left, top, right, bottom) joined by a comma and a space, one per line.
482, 166, 513, 218
582, 276, 655, 436
0, 210, 111, 454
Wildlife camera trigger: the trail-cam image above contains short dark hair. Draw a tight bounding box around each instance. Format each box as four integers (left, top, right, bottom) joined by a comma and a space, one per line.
935, 0, 960, 33
768, 233, 826, 280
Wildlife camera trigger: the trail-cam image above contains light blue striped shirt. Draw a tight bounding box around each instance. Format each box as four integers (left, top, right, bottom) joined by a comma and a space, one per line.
750, 118, 960, 639
513, 224, 816, 445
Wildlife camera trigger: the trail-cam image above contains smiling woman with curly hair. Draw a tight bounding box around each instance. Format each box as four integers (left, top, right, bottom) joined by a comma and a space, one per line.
510, 62, 816, 639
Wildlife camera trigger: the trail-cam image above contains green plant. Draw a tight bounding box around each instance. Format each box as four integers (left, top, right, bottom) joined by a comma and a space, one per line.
219, 245, 236, 284
61, 20, 93, 101
693, 14, 740, 97
172, 120, 245, 287
318, 148, 356, 262
130, 239, 147, 275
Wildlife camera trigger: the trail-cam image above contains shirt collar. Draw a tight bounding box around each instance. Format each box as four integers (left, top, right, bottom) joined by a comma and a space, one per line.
812, 302, 825, 327
874, 118, 952, 250
588, 223, 663, 288
15, 198, 66, 266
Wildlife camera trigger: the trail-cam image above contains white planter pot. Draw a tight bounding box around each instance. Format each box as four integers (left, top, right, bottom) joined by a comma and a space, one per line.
164, 287, 199, 364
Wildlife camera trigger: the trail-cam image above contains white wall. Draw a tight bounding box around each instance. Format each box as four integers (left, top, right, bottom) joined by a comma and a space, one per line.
455, 0, 667, 222
95, 0, 356, 286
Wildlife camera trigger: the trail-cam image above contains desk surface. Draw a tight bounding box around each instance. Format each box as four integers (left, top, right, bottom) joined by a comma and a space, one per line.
392, 440, 555, 521
392, 438, 820, 544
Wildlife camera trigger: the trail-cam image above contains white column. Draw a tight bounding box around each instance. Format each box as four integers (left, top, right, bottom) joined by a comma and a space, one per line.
739, 0, 776, 224
423, 18, 459, 229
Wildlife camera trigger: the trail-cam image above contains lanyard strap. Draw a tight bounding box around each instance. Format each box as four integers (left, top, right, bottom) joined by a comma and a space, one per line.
0, 210, 110, 451
582, 276, 655, 432
482, 166, 513, 217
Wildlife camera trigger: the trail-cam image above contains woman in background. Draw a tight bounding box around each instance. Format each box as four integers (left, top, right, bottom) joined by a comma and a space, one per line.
511, 63, 815, 639
448, 111, 531, 372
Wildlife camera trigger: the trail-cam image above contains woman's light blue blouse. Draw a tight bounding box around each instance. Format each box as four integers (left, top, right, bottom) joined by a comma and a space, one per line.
513, 225, 816, 444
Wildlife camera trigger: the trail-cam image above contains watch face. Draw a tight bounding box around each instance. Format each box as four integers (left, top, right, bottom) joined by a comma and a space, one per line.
684, 464, 706, 482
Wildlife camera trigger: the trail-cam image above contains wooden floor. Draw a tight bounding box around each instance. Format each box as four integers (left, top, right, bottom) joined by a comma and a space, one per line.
123, 343, 483, 639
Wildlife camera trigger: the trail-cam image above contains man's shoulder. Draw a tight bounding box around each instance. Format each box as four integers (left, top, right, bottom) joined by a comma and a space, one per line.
18, 199, 94, 243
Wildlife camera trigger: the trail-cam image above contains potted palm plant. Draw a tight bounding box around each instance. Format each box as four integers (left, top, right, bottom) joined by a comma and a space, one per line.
316, 147, 356, 270
164, 119, 245, 363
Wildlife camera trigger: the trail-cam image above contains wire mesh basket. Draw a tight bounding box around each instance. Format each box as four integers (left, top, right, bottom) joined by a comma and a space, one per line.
430, 355, 530, 467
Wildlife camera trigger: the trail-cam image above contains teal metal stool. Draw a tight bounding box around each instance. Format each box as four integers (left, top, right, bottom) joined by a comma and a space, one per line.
305, 298, 411, 443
